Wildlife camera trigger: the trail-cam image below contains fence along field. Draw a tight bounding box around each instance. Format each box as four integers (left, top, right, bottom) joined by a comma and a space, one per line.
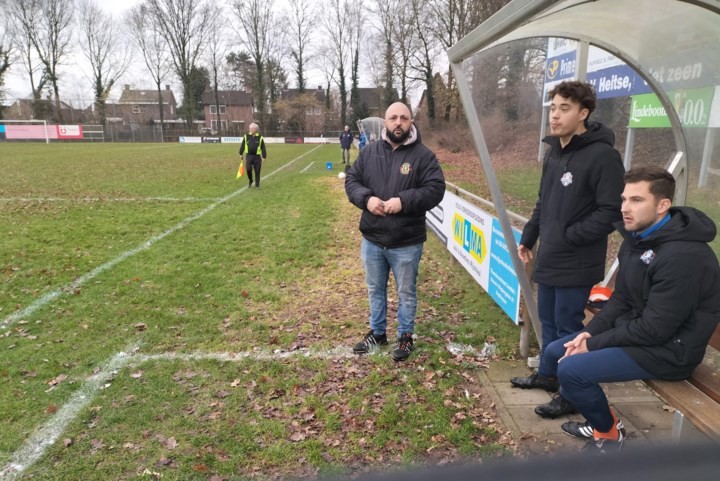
0, 143, 513, 479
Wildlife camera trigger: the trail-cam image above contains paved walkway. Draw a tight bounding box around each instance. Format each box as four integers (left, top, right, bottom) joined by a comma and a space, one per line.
479, 359, 709, 454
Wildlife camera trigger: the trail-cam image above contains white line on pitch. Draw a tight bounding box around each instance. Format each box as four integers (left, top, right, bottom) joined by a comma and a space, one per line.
300, 162, 314, 173
0, 344, 139, 480
0, 146, 322, 331
0, 344, 363, 479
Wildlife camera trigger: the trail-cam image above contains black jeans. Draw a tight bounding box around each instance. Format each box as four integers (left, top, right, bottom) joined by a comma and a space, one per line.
245, 154, 262, 187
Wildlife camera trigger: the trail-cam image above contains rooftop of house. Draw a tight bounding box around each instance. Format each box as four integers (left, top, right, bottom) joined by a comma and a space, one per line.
118, 85, 177, 104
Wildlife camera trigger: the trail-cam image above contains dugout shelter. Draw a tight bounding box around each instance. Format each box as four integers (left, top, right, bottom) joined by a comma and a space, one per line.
447, 0, 720, 346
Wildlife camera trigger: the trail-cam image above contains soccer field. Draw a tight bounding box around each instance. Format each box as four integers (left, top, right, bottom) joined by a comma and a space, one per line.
0, 142, 514, 479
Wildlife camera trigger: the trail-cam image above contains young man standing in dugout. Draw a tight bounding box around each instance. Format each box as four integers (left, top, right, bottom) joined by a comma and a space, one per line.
510, 81, 625, 391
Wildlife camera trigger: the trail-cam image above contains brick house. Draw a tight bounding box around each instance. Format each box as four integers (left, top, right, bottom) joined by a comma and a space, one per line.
117, 84, 177, 125
201, 90, 254, 135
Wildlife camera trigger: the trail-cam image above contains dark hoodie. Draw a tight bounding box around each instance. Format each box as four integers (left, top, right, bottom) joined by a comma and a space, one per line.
520, 121, 625, 286
585, 207, 720, 380
345, 125, 445, 248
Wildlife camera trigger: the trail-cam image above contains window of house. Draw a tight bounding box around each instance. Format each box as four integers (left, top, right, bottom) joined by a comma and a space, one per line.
209, 105, 226, 114
132, 105, 140, 114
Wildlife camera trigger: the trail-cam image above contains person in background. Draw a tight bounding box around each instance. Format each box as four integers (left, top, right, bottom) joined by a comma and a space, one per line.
345, 102, 445, 362
358, 131, 367, 151
339, 125, 354, 164
533, 166, 720, 452
510, 80, 625, 392
239, 123, 267, 188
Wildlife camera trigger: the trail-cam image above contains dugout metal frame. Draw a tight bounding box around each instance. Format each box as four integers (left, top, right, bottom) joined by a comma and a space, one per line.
448, 0, 720, 348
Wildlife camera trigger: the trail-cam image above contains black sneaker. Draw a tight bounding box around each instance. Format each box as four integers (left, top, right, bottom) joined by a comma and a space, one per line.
353, 330, 388, 354
581, 430, 625, 453
248, 181, 253, 188
392, 333, 414, 362
510, 372, 559, 392
562, 420, 626, 440
534, 393, 578, 418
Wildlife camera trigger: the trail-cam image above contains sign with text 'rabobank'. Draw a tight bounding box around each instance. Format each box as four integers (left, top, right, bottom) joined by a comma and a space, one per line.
628, 87, 715, 128
426, 191, 521, 324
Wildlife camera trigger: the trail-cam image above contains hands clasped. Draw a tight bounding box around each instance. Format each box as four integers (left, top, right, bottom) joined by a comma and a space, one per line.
368, 196, 402, 216
558, 332, 592, 363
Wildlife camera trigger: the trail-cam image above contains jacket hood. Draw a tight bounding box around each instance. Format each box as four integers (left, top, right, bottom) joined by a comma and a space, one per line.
381, 124, 420, 147
543, 121, 615, 152
616, 206, 718, 245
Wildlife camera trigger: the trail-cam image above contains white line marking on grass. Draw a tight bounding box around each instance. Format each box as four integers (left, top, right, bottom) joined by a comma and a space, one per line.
0, 344, 359, 479
0, 345, 139, 480
136, 346, 356, 364
0, 197, 223, 203
300, 162, 314, 173
0, 146, 323, 331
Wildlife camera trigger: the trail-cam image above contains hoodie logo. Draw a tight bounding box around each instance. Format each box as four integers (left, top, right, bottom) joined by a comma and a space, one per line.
640, 249, 656, 265
400, 163, 412, 175
560, 172, 573, 187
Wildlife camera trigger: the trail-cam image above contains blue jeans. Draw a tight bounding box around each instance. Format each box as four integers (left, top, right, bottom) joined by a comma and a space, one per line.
537, 284, 592, 353
539, 333, 655, 432
361, 238, 423, 338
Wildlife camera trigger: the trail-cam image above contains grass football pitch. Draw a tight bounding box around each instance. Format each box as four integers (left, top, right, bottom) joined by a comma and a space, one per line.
0, 142, 518, 480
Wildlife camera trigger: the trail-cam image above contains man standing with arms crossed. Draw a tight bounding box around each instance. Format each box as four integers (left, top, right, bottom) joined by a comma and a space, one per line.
511, 81, 625, 391
345, 102, 445, 362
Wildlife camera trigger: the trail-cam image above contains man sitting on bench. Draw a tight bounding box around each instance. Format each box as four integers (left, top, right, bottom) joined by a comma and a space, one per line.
531, 165, 720, 452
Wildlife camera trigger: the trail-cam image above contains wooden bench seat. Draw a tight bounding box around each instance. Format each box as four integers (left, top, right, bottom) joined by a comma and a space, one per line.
647, 323, 720, 442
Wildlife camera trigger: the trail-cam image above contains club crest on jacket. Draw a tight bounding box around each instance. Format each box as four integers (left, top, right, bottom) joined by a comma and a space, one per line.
400, 163, 413, 175
560, 172, 573, 187
640, 249, 656, 264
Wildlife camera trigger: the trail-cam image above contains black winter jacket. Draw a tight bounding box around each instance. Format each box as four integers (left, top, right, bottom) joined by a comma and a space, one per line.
345, 126, 445, 248
585, 207, 720, 380
339, 131, 354, 149
521, 122, 625, 286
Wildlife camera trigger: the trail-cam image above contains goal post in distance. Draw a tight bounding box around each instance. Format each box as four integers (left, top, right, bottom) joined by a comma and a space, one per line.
0, 119, 50, 144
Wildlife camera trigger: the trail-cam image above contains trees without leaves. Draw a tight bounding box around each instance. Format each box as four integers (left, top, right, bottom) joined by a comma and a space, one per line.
319, 0, 353, 127
125, 3, 173, 137
78, 0, 132, 125
146, 0, 213, 128
230, 0, 276, 130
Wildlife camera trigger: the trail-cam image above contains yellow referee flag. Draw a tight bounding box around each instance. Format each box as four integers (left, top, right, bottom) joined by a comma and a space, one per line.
236, 161, 245, 179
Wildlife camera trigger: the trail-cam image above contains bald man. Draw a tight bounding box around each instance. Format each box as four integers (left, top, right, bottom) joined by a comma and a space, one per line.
345, 102, 445, 361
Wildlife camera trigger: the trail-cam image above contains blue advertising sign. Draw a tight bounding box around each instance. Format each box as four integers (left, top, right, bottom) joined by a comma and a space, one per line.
586, 64, 652, 99
488, 219, 521, 323
545, 50, 577, 83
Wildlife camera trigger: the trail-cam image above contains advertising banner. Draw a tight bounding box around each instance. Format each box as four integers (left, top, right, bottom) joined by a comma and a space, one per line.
628, 87, 715, 128
426, 191, 522, 324
4, 124, 55, 140
57, 125, 83, 139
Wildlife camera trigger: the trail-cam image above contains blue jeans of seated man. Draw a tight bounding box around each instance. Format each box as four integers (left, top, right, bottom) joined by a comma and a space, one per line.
537, 284, 592, 354
361, 238, 423, 338
539, 333, 656, 432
